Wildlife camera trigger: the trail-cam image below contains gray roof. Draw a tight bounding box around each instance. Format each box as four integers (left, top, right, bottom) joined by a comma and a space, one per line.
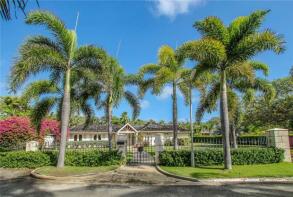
70, 121, 188, 133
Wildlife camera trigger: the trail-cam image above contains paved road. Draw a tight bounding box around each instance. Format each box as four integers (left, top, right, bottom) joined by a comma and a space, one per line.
1, 177, 293, 197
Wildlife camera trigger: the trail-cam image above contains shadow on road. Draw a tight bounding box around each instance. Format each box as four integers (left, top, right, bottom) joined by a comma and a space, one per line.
0, 177, 54, 197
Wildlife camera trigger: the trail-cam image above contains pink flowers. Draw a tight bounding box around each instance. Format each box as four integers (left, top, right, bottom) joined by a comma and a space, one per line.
0, 116, 36, 148
40, 119, 70, 141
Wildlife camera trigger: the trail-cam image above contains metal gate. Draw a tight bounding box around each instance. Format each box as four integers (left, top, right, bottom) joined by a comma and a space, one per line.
126, 137, 155, 165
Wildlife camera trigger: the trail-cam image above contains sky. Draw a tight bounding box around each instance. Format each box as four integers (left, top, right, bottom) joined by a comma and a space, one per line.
0, 0, 292, 122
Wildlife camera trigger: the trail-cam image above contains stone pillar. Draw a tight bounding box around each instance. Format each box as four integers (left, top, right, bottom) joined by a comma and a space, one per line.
266, 128, 292, 162
26, 141, 39, 152
154, 134, 164, 164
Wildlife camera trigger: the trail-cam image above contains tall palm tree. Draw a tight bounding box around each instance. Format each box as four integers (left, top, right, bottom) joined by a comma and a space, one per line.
78, 55, 141, 150
138, 45, 191, 149
196, 61, 275, 148
177, 10, 284, 169
10, 11, 105, 167
179, 69, 211, 166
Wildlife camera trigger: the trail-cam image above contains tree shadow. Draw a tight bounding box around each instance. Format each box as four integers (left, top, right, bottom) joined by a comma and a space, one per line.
0, 177, 54, 197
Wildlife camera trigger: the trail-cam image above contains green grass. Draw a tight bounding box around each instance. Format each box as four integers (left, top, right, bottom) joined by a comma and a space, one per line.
160, 163, 293, 179
34, 166, 118, 177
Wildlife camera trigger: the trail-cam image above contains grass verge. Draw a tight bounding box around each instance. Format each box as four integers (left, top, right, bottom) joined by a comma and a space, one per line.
160, 163, 293, 179
34, 165, 118, 177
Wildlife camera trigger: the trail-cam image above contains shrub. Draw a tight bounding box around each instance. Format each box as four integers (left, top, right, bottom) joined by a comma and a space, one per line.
159, 147, 284, 166
164, 139, 172, 146
0, 151, 50, 168
0, 116, 36, 150
164, 138, 190, 146
0, 149, 124, 168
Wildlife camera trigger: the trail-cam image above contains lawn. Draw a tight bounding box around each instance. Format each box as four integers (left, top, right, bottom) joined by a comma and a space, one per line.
34, 166, 119, 177
160, 163, 293, 179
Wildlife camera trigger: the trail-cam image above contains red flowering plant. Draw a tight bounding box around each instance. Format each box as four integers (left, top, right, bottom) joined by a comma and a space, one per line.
0, 116, 37, 150
39, 119, 70, 142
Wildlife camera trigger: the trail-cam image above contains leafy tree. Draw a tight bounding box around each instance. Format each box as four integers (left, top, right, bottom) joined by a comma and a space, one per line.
120, 112, 130, 125
0, 96, 31, 119
78, 55, 140, 150
138, 45, 191, 149
10, 11, 105, 167
177, 10, 284, 169
242, 77, 293, 131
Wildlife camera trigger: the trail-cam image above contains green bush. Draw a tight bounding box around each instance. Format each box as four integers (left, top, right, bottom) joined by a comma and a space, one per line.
159, 147, 284, 166
0, 151, 50, 168
0, 150, 124, 168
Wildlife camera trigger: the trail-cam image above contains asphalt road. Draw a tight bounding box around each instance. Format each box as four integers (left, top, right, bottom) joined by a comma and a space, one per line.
1, 177, 293, 197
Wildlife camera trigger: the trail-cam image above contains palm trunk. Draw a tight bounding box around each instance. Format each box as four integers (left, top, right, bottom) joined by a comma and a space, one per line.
189, 82, 195, 167
57, 69, 71, 168
172, 82, 178, 150
220, 70, 232, 170
231, 122, 238, 149
107, 102, 113, 151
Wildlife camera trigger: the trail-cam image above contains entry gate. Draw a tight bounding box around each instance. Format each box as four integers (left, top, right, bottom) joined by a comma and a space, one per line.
126, 137, 155, 165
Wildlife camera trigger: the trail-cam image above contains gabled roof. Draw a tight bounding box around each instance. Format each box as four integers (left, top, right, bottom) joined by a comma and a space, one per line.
117, 123, 138, 134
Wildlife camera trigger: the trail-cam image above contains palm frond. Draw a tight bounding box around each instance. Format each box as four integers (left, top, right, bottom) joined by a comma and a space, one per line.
194, 16, 229, 44
31, 97, 57, 132
124, 91, 140, 120
25, 10, 73, 57
231, 30, 285, 63
196, 82, 220, 122
228, 10, 270, 49
21, 80, 58, 101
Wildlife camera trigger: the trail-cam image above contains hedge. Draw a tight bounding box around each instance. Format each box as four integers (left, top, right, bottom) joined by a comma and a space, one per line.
0, 150, 123, 168
0, 151, 51, 168
159, 147, 284, 166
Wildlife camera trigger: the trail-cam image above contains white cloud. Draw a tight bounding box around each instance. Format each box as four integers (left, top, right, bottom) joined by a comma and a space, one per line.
152, 0, 204, 19
140, 99, 150, 109
156, 86, 182, 100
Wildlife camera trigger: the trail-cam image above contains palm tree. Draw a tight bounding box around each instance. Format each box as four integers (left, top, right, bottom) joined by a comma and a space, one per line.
196, 61, 275, 148
78, 55, 141, 150
10, 11, 105, 167
179, 69, 211, 166
177, 10, 284, 169
138, 45, 191, 150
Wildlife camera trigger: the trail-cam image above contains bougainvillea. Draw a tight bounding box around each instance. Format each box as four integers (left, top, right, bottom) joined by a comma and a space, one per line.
0, 116, 36, 149
40, 119, 70, 141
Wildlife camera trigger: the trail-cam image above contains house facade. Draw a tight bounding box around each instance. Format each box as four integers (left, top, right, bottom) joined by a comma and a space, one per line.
69, 122, 189, 145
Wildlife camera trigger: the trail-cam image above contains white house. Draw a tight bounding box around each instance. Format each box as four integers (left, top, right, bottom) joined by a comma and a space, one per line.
69, 122, 189, 146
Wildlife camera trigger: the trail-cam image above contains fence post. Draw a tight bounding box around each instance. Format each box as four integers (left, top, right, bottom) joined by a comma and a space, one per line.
26, 141, 39, 152
154, 134, 164, 164
266, 128, 292, 162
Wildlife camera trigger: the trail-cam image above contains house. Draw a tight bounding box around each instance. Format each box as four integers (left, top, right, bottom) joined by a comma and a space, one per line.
69, 122, 189, 145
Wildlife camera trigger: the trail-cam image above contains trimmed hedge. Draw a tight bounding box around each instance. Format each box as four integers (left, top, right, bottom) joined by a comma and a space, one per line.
159, 147, 284, 166
0, 151, 51, 168
0, 150, 123, 168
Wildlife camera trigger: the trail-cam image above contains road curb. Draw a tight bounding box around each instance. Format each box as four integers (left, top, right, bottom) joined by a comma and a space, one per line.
30, 166, 123, 181
155, 165, 199, 182
155, 165, 293, 183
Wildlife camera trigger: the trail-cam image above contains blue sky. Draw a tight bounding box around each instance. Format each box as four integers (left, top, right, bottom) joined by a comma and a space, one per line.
0, 0, 292, 122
